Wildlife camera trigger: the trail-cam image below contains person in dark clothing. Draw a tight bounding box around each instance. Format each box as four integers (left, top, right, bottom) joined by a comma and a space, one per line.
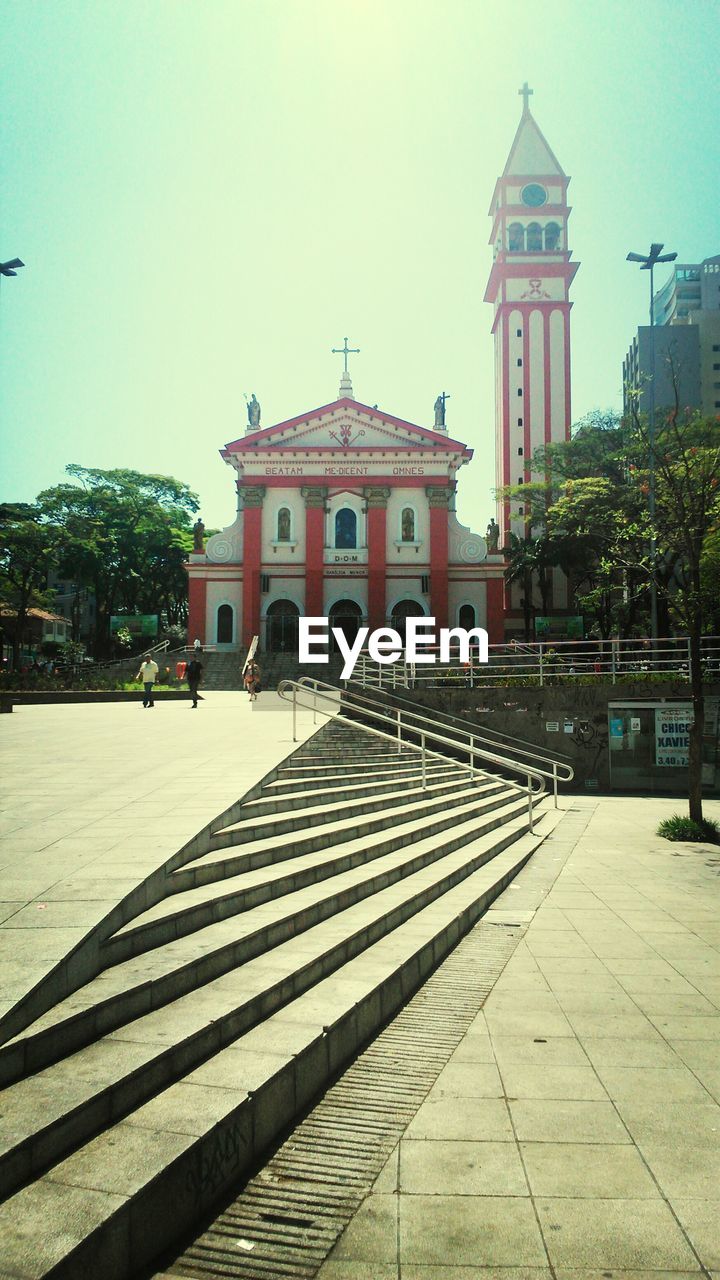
186, 658, 203, 708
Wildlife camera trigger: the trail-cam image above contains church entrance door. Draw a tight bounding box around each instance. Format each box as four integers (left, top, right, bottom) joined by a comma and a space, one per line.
390, 599, 425, 643
328, 600, 363, 653
265, 600, 300, 653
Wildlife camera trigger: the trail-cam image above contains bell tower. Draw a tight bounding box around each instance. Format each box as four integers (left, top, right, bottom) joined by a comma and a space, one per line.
485, 85, 579, 571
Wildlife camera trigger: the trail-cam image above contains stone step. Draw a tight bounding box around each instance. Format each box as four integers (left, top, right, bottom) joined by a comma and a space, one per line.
209, 773, 511, 852
0, 828, 543, 1280
0, 801, 533, 1201
0, 791, 525, 1085
235, 764, 476, 819
265, 762, 463, 796
171, 779, 511, 899
101, 785, 521, 964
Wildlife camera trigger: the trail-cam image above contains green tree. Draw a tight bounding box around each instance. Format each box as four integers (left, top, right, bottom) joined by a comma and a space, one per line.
38, 467, 199, 657
0, 504, 59, 667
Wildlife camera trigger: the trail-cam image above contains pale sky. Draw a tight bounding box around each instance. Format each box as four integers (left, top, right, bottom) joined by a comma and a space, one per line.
1, 0, 718, 534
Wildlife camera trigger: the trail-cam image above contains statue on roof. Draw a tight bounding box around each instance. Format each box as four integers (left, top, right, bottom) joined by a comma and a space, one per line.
192, 517, 206, 553
434, 392, 450, 428
246, 393, 261, 429
486, 517, 500, 553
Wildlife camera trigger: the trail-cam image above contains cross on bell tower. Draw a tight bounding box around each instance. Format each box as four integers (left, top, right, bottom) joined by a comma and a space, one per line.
518, 81, 533, 112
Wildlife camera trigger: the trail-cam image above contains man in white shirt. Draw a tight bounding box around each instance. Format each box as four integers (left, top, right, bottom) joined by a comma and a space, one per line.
136, 653, 159, 708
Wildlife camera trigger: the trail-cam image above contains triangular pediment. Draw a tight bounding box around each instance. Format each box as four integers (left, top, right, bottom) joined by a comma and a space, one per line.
222, 398, 468, 456
503, 109, 565, 178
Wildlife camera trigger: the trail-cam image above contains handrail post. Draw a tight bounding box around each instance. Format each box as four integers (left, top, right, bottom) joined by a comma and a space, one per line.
553, 762, 558, 809
528, 773, 534, 833
539, 649, 544, 688
611, 644, 617, 685
292, 686, 298, 742
313, 681, 318, 725
421, 733, 426, 789
469, 735, 475, 781
397, 708, 402, 753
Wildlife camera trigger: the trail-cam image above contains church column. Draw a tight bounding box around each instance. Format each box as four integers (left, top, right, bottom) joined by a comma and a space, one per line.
302, 487, 327, 618
485, 577, 505, 646
426, 485, 452, 630
187, 575, 207, 645
241, 486, 265, 647
364, 487, 390, 630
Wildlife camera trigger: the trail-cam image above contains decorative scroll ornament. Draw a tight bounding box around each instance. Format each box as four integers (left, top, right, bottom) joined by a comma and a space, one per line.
205, 514, 244, 563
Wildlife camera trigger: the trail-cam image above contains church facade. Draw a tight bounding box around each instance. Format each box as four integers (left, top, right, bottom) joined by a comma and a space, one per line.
187, 378, 504, 652
186, 88, 577, 649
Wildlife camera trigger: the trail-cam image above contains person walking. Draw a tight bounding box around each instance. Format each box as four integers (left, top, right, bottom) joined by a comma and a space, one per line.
244, 659, 261, 702
136, 653, 159, 708
186, 657, 203, 709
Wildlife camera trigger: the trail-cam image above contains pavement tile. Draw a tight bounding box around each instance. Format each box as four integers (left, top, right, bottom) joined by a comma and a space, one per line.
316, 1264, 398, 1280
672, 1199, 720, 1269
400, 1138, 528, 1196
520, 1141, 659, 1198
402, 1270, 552, 1279
404, 1098, 513, 1142
508, 1099, 630, 1144
490, 1035, 589, 1068
400, 1194, 547, 1266
535, 1197, 699, 1269
426, 1061, 503, 1099
592, 1065, 714, 1104
649, 1014, 720, 1040
580, 1037, 683, 1068
499, 1063, 607, 1101
485, 1009, 574, 1039
331, 1193, 398, 1263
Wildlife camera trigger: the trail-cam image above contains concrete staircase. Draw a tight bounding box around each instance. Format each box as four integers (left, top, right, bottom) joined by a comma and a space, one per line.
0, 716, 550, 1279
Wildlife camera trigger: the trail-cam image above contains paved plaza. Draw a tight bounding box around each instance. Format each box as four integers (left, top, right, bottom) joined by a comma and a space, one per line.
317, 794, 720, 1280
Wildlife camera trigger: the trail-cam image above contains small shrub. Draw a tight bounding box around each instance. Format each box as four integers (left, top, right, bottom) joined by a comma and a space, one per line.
657, 814, 720, 844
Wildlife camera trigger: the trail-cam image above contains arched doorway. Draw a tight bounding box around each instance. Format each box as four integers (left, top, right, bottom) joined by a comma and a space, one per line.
265, 599, 300, 652
328, 599, 363, 652
390, 599, 425, 642
216, 603, 234, 645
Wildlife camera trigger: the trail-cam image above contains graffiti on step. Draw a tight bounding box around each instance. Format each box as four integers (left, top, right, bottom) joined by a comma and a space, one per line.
186, 1121, 248, 1203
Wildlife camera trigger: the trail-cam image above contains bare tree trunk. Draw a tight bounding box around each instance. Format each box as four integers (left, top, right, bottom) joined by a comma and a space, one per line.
688, 617, 705, 825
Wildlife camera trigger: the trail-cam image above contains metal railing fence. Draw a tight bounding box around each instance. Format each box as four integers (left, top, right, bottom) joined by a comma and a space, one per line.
277, 677, 569, 831
351, 635, 720, 690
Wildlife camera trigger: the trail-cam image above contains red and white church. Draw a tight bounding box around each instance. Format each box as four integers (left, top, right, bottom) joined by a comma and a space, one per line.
186, 88, 578, 650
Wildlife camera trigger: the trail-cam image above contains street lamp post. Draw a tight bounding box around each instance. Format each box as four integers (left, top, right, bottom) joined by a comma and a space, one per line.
626, 242, 677, 643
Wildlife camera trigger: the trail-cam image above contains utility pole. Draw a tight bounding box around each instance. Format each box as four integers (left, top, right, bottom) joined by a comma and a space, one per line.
626, 243, 677, 642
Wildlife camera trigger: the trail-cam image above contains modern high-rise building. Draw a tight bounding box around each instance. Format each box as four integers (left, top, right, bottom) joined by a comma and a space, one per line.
624, 254, 720, 418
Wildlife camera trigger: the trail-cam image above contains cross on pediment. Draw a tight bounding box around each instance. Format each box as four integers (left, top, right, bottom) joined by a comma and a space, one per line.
332, 337, 360, 375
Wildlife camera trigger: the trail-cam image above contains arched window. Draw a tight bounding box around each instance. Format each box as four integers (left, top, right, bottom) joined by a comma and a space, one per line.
335, 508, 357, 549
459, 603, 476, 630
544, 222, 561, 251
217, 603, 234, 644
401, 507, 416, 542
508, 222, 524, 252
526, 222, 543, 252
276, 507, 291, 541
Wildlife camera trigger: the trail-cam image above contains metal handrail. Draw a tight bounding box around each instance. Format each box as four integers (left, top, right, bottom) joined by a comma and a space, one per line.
277, 677, 547, 832
295, 675, 570, 808
346, 679, 575, 793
